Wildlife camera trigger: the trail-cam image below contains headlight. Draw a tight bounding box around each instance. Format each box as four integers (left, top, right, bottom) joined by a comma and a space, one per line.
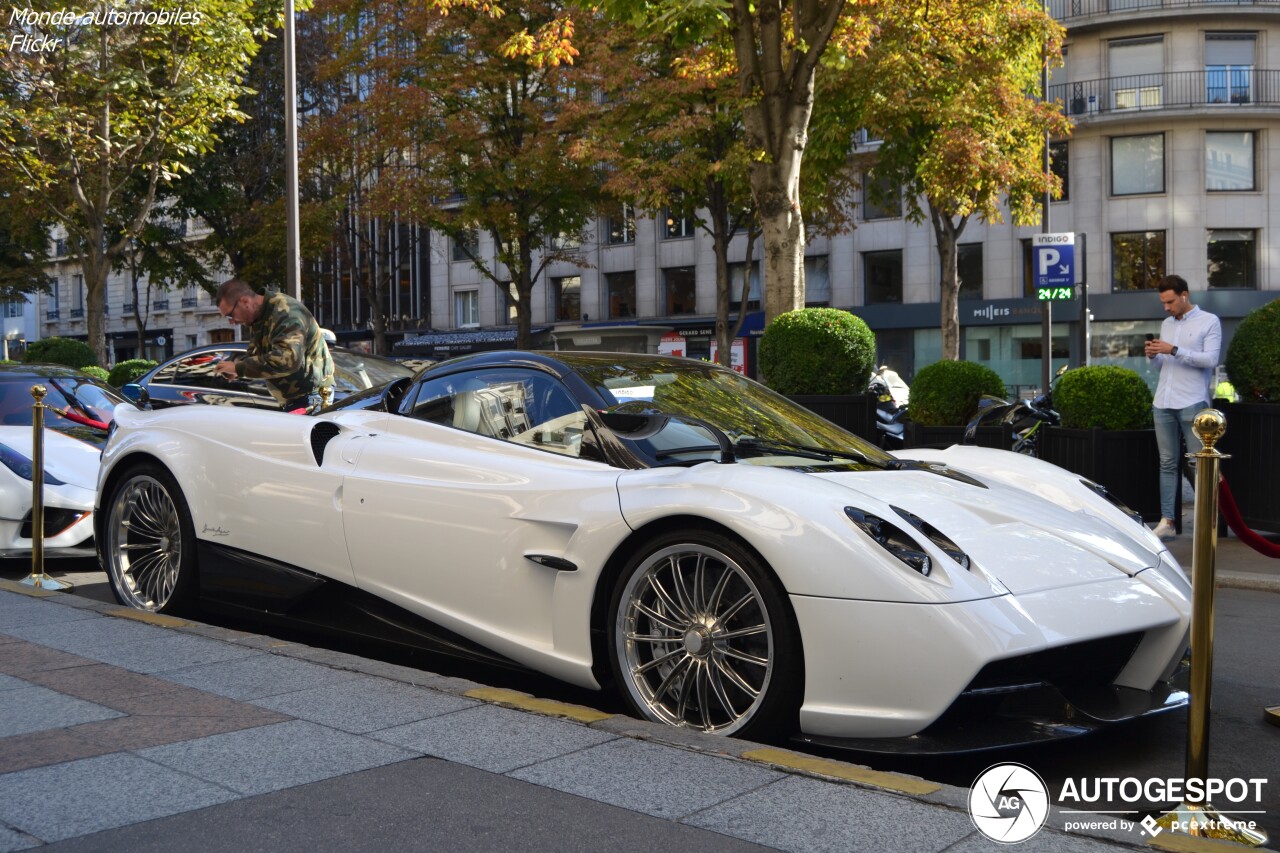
1080, 478, 1144, 526
844, 507, 932, 576
0, 443, 66, 485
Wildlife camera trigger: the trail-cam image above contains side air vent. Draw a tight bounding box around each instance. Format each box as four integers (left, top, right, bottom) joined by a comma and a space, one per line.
310, 422, 341, 465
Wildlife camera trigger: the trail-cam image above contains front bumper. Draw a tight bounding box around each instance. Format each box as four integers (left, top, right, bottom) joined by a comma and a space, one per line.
791, 570, 1191, 746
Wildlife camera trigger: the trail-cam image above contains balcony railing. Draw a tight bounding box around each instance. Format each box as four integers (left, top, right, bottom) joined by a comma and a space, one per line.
1052, 0, 1280, 24
45, 310, 59, 321
1049, 70, 1279, 118
69, 308, 84, 319
122, 303, 135, 315
181, 297, 199, 308
152, 299, 169, 311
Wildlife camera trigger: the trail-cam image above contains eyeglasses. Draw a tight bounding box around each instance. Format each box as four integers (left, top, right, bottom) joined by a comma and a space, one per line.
219, 296, 245, 322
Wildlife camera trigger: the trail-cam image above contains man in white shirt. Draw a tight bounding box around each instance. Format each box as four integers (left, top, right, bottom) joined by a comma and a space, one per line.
1145, 274, 1222, 540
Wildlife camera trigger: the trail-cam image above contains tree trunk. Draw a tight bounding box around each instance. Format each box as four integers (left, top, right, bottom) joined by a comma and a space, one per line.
929, 203, 968, 361
81, 236, 111, 367
514, 239, 535, 350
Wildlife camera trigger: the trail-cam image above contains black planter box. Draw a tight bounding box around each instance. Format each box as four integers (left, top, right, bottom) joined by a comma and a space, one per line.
786, 394, 876, 444
903, 422, 1011, 451
1038, 427, 1161, 522
1216, 403, 1280, 534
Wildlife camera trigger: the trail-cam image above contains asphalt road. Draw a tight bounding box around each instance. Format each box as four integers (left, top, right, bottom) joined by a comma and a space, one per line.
8, 557, 1280, 841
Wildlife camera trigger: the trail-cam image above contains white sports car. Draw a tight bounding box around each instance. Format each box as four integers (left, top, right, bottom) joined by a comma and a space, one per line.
1, 365, 126, 559
96, 351, 1191, 750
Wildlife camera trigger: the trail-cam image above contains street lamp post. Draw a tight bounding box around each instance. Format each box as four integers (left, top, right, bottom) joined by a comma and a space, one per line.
284, 0, 302, 302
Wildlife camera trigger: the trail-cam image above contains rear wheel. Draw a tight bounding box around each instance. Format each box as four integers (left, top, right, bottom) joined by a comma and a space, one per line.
608, 530, 801, 739
103, 464, 198, 614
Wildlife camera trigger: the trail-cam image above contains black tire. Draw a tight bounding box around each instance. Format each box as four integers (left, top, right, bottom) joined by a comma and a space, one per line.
607, 528, 802, 740
101, 463, 198, 615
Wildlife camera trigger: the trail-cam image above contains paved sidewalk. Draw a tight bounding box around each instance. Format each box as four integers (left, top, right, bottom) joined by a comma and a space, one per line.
1, 581, 1273, 852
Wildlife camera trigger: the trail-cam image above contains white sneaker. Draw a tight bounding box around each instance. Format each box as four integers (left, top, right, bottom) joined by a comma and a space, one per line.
1152, 518, 1177, 541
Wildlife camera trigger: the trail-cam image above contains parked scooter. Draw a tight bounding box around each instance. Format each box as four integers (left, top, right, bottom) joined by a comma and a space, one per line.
868, 365, 910, 449
964, 365, 1068, 457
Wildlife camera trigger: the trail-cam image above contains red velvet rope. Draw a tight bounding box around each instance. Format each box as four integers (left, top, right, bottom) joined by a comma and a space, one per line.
52, 407, 109, 431
1219, 477, 1280, 558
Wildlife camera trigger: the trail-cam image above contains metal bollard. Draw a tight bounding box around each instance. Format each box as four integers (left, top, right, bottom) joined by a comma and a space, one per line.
19, 384, 73, 593
1154, 410, 1265, 845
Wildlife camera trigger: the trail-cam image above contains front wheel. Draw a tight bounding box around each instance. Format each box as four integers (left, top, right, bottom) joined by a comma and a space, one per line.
102, 464, 198, 614
608, 530, 801, 740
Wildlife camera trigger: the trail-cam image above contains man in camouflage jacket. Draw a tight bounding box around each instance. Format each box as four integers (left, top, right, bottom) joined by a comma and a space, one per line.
212, 279, 335, 412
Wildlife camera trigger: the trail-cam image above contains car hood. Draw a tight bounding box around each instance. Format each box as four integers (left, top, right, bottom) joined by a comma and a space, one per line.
0, 426, 103, 491
811, 463, 1160, 596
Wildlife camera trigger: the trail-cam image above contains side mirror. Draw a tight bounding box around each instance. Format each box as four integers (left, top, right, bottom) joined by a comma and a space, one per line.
597, 409, 670, 440
122, 383, 150, 408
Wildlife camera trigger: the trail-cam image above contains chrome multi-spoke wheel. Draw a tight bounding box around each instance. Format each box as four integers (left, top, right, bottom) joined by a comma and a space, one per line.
105, 467, 195, 613
611, 535, 799, 737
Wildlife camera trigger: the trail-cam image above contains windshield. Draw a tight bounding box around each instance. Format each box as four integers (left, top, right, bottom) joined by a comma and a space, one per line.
331, 350, 415, 394
0, 373, 128, 444
564, 356, 894, 469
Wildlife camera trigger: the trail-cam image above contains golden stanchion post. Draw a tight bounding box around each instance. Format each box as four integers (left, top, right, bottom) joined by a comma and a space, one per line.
1155, 410, 1265, 845
19, 384, 73, 593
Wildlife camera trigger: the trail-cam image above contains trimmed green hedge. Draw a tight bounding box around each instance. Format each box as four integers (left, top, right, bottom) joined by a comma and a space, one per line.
1054, 365, 1153, 430
909, 360, 1006, 425
758, 308, 876, 395
107, 359, 158, 388
22, 337, 97, 369
1225, 297, 1280, 403
81, 366, 111, 382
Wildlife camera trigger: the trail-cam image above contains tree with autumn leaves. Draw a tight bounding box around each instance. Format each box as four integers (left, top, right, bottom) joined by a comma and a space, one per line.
847, 0, 1068, 360
308, 0, 603, 350
0, 0, 275, 366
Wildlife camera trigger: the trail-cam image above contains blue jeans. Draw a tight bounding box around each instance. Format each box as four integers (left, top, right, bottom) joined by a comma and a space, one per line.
1153, 402, 1208, 521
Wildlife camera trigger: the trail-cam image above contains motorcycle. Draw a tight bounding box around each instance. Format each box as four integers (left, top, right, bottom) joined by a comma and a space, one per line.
964, 365, 1068, 457
868, 366, 910, 449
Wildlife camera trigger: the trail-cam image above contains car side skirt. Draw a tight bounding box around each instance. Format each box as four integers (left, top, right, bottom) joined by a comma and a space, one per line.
196, 541, 528, 672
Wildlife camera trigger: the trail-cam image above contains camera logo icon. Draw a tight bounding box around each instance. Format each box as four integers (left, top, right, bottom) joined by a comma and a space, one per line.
969, 763, 1051, 844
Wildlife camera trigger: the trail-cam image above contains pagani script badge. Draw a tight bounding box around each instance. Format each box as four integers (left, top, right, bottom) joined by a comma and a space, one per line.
201, 524, 230, 537
969, 763, 1050, 844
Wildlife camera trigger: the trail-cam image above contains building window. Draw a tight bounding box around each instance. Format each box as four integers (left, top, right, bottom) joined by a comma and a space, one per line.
454, 290, 479, 327
1111, 133, 1164, 196
1108, 35, 1163, 110
1050, 141, 1068, 203
662, 266, 696, 314
663, 208, 694, 239
605, 272, 636, 319
727, 262, 761, 311
1111, 231, 1166, 291
863, 250, 903, 304
553, 275, 581, 321
1206, 131, 1255, 191
805, 255, 830, 306
606, 206, 635, 244
1207, 229, 1255, 289
2, 299, 23, 318
452, 229, 478, 262
1205, 33, 1254, 105
862, 175, 901, 221
958, 243, 983, 301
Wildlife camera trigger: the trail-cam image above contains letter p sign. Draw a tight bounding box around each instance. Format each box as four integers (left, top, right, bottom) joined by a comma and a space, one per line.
1038, 249, 1060, 278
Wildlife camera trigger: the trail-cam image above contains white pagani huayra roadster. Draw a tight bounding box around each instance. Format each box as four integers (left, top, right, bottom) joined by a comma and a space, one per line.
97, 351, 1191, 752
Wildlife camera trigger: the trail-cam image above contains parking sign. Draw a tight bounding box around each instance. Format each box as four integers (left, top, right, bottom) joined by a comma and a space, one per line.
1033, 233, 1075, 300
